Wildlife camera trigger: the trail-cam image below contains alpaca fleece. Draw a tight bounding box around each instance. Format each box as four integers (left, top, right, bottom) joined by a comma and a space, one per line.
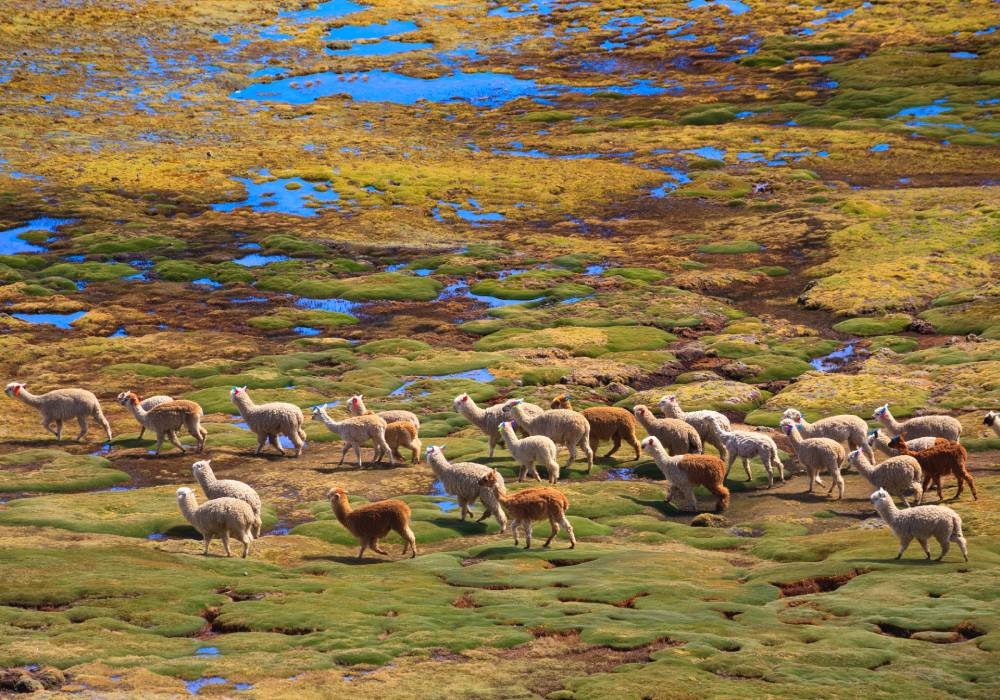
120, 391, 206, 454
873, 404, 962, 442
117, 392, 172, 439
329, 487, 416, 560
869, 428, 936, 459
378, 421, 422, 464
426, 446, 507, 529
781, 408, 872, 463
230, 386, 305, 457
889, 436, 977, 502
478, 471, 574, 549
716, 428, 785, 488
659, 395, 731, 459
870, 488, 968, 562
781, 419, 846, 499
984, 411, 1000, 438
311, 406, 393, 468
453, 393, 509, 457
503, 401, 593, 471
348, 394, 420, 430
633, 405, 702, 456
192, 460, 262, 537
847, 450, 922, 507
551, 395, 639, 461
499, 420, 560, 483
6, 382, 112, 442
641, 436, 729, 512
176, 488, 258, 558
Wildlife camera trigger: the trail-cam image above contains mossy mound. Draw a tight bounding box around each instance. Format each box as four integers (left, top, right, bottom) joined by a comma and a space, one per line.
475, 326, 675, 357
0, 450, 129, 493
832, 314, 912, 337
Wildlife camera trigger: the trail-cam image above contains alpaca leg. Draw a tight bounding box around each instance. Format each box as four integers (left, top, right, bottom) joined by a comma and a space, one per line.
629, 432, 641, 461
167, 430, 186, 453
337, 443, 350, 466
460, 499, 471, 521
807, 466, 816, 493
357, 541, 367, 560
685, 487, 698, 513
530, 460, 542, 482
742, 457, 752, 481
153, 432, 165, 455
895, 535, 912, 560
603, 434, 619, 459
934, 535, 950, 561
289, 431, 304, 458
511, 520, 520, 547
916, 538, 931, 559
724, 454, 736, 480
354, 443, 362, 468
475, 503, 491, 523
564, 442, 577, 470
241, 533, 253, 558
221, 532, 232, 557
933, 476, 944, 502
583, 438, 594, 472
96, 411, 113, 442
773, 456, 785, 483
75, 415, 89, 442
269, 433, 288, 456
561, 515, 576, 549
516, 465, 526, 483
524, 521, 533, 550
547, 458, 560, 484
488, 432, 496, 458
203, 536, 212, 556
254, 433, 266, 455
963, 471, 978, 500
138, 425, 146, 440
372, 539, 389, 556
402, 525, 417, 558
42, 418, 58, 439
544, 517, 559, 547
952, 532, 968, 562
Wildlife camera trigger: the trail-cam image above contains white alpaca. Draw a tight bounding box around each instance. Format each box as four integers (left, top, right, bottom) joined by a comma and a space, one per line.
5, 382, 112, 442
230, 386, 305, 457
716, 427, 785, 488
658, 394, 730, 458
311, 404, 394, 468
869, 488, 967, 562
846, 449, 922, 508
192, 460, 263, 537
176, 487, 259, 558
873, 403, 962, 442
498, 421, 560, 483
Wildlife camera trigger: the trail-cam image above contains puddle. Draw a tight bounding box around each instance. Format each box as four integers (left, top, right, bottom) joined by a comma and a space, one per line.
797, 6, 857, 36
869, 143, 890, 152
192, 278, 223, 289
10, 311, 87, 328
109, 327, 129, 338
430, 479, 459, 512
650, 167, 693, 197
326, 19, 418, 41
195, 647, 220, 657
436, 282, 544, 307
389, 368, 495, 396
433, 200, 505, 224
233, 253, 291, 267
949, 51, 977, 59
294, 297, 360, 314
810, 343, 857, 372
606, 468, 634, 480
147, 533, 168, 541
229, 296, 269, 303
0, 217, 76, 255
212, 170, 340, 217
294, 326, 322, 336
327, 39, 434, 56
585, 265, 606, 275
186, 677, 227, 695
688, 0, 750, 14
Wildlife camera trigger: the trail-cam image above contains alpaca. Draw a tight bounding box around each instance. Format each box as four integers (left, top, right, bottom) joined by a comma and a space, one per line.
780, 418, 846, 499
632, 405, 702, 456
478, 470, 575, 549
889, 436, 977, 502
328, 487, 417, 560
5, 382, 112, 442
118, 391, 206, 454
984, 411, 1000, 438
498, 420, 560, 483
375, 421, 422, 465
869, 488, 967, 562
846, 449, 922, 507
116, 392, 172, 439
658, 394, 730, 459
347, 394, 420, 429
873, 404, 962, 442
425, 445, 507, 528
641, 436, 729, 512
551, 394, 640, 461
311, 405, 393, 468
176, 488, 258, 558
192, 460, 262, 537
453, 393, 509, 457
781, 408, 872, 463
230, 386, 305, 457
502, 400, 593, 471
868, 428, 937, 459
715, 427, 785, 488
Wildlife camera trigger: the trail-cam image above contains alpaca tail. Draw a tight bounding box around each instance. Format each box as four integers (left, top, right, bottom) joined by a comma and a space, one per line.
714, 484, 730, 512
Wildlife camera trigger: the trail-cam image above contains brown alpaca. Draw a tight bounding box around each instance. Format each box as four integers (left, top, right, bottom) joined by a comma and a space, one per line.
120, 391, 206, 454
551, 394, 640, 461
889, 436, 977, 502
641, 436, 730, 512
379, 421, 422, 464
478, 470, 575, 549
328, 487, 417, 560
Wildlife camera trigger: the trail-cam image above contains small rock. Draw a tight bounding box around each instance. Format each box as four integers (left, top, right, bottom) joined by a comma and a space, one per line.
34, 666, 65, 690
606, 381, 632, 397
0, 671, 44, 694
908, 319, 935, 334
674, 342, 707, 362
691, 513, 729, 528
858, 517, 887, 530
965, 333, 982, 343
720, 361, 753, 380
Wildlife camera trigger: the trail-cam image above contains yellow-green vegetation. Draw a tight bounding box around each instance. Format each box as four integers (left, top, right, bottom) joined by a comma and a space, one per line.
0, 0, 998, 695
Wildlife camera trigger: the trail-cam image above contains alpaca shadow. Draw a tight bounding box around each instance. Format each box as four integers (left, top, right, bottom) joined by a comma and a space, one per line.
622, 495, 681, 518
312, 461, 400, 474
301, 554, 390, 565
765, 490, 841, 504
853, 557, 953, 566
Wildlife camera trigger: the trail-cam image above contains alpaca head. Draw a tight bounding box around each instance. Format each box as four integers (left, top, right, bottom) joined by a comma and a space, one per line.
310, 404, 329, 421
847, 448, 863, 464
633, 405, 649, 417
640, 436, 662, 453
887, 435, 904, 448
550, 394, 571, 409
497, 421, 516, 433
660, 395, 678, 407
873, 403, 890, 419
425, 444, 444, 458
176, 487, 194, 503
781, 408, 803, 423
192, 460, 212, 477
984, 411, 997, 426
867, 429, 880, 446
230, 386, 249, 400
118, 390, 141, 406
452, 393, 471, 409
779, 418, 798, 436
349, 394, 363, 408
327, 487, 348, 505
478, 468, 501, 489
501, 399, 523, 416
4, 381, 25, 398
869, 488, 891, 508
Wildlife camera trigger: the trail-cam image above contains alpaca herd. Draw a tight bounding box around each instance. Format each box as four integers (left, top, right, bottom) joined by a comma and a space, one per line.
3, 380, 993, 562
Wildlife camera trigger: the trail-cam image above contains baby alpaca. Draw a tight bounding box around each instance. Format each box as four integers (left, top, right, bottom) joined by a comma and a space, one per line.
499, 420, 560, 483
347, 394, 420, 429
176, 487, 258, 558
715, 427, 785, 488
846, 449, 922, 507
478, 470, 575, 549
375, 420, 422, 465
889, 436, 977, 502
502, 400, 593, 471
781, 419, 845, 499
641, 436, 730, 512
873, 403, 962, 442
328, 487, 417, 560
869, 488, 967, 562
6, 382, 112, 443
311, 404, 394, 468
551, 394, 640, 461
119, 391, 206, 454
192, 460, 263, 537
868, 428, 937, 459
230, 386, 305, 457
117, 392, 172, 439
659, 395, 731, 459
633, 405, 702, 456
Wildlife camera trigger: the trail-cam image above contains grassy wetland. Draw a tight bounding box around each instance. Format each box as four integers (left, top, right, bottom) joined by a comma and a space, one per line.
1, 0, 999, 696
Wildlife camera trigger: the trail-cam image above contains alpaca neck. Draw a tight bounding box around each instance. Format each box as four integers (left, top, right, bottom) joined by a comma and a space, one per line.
316, 411, 340, 430
511, 405, 533, 426
128, 401, 148, 422
874, 499, 898, 524
178, 494, 199, 521
635, 411, 653, 429
880, 410, 902, 433
331, 496, 352, 526
196, 470, 217, 489
786, 429, 803, 450
653, 446, 680, 472
853, 454, 873, 477
232, 394, 256, 417
662, 403, 681, 419
501, 425, 520, 449
460, 398, 485, 422
796, 416, 813, 431
15, 389, 43, 408
427, 451, 449, 475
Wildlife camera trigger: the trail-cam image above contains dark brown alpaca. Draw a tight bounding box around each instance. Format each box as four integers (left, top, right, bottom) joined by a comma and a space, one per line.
328, 488, 417, 560
889, 436, 977, 502
551, 394, 641, 461
478, 470, 575, 549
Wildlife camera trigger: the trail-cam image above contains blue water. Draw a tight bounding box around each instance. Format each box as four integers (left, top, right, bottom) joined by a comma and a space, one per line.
799, 54, 834, 62
280, 0, 366, 22
433, 200, 505, 224
585, 265, 606, 275
191, 278, 223, 289
186, 677, 227, 695
606, 468, 634, 480
436, 282, 544, 307
233, 253, 290, 267
810, 343, 856, 372
294, 326, 322, 336
235, 683, 253, 691
687, 0, 751, 14
212, 170, 340, 217
326, 19, 418, 41
893, 104, 950, 118
683, 146, 726, 160
229, 296, 269, 303
650, 168, 693, 197
147, 533, 168, 541
195, 647, 220, 657
0, 217, 76, 254
870, 143, 890, 152
239, 242, 262, 250
294, 297, 360, 314
327, 40, 434, 56
430, 479, 460, 511
11, 311, 87, 328
389, 368, 494, 397
949, 51, 977, 59
109, 327, 129, 337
